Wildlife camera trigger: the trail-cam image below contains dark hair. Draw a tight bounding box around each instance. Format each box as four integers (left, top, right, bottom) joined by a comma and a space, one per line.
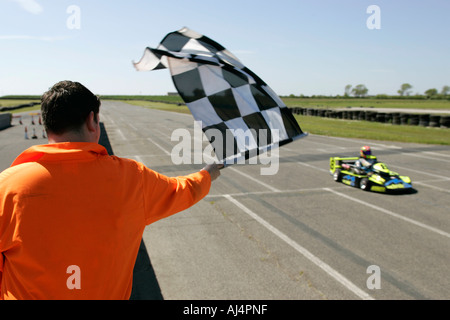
41, 81, 101, 134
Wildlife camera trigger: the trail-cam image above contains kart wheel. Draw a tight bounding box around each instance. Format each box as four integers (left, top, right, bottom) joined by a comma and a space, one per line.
360, 178, 370, 191
333, 169, 342, 182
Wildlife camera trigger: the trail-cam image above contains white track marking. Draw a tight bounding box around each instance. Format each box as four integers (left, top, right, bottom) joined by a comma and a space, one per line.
224, 194, 374, 300
325, 188, 450, 239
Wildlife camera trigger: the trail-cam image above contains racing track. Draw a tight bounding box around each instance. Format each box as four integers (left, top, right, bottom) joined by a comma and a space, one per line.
2, 100, 449, 300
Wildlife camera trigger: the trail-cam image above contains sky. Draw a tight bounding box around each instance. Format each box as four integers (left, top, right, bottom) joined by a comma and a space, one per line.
1, 0, 449, 97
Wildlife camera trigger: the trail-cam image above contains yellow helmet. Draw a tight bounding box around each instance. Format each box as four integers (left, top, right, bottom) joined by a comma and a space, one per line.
360, 146, 372, 158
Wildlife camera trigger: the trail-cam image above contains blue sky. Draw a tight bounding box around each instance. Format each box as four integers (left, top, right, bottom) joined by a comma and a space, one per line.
1, 0, 449, 97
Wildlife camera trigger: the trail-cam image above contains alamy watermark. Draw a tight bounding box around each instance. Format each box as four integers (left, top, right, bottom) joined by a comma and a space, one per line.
66, 265, 81, 290
366, 5, 381, 30
66, 5, 81, 30
170, 121, 280, 176
366, 265, 381, 290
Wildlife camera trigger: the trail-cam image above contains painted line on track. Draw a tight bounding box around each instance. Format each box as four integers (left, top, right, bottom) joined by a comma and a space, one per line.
223, 194, 374, 300
324, 188, 450, 239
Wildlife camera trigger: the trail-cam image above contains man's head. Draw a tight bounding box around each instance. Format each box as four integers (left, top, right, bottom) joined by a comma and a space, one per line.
41, 81, 101, 143
360, 145, 372, 158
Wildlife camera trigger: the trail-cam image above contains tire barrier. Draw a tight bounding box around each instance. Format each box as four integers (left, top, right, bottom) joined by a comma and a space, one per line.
0, 113, 12, 130
401, 113, 410, 125
289, 107, 449, 128
419, 114, 430, 127
409, 114, 419, 126
429, 115, 440, 127
392, 113, 401, 125
0, 102, 40, 112
375, 112, 386, 123
441, 116, 450, 128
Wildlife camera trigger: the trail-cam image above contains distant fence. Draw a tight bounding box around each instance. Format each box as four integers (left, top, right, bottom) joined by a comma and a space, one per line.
289, 107, 450, 129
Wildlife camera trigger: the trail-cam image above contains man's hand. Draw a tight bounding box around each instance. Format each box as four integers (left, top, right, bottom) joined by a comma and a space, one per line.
202, 163, 224, 182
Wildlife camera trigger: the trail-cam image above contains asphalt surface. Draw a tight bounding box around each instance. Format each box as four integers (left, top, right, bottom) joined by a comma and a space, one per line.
1, 101, 449, 300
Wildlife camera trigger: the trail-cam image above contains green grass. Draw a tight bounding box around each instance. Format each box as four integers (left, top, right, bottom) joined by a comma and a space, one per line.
107, 95, 450, 110
0, 99, 40, 107
296, 115, 450, 145
0, 99, 41, 113
282, 97, 450, 110
6, 95, 448, 111
118, 100, 191, 114
3, 97, 448, 145
102, 95, 184, 104
121, 99, 450, 145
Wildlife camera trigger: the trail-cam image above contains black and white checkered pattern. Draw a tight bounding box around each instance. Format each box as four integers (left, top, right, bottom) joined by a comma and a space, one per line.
134, 27, 306, 164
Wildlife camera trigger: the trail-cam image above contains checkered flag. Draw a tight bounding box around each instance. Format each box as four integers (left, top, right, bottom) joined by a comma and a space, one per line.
133, 27, 307, 165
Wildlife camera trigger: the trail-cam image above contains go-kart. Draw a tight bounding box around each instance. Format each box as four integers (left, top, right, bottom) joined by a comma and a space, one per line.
329, 156, 413, 193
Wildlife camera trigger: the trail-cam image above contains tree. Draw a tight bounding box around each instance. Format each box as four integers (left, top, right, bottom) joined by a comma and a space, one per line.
351, 84, 368, 98
425, 88, 438, 98
397, 83, 413, 96
441, 85, 450, 96
344, 84, 352, 97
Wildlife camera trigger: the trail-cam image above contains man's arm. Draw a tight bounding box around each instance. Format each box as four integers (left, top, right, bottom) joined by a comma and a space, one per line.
360, 158, 373, 168
201, 163, 223, 181
142, 163, 222, 225
0, 254, 3, 297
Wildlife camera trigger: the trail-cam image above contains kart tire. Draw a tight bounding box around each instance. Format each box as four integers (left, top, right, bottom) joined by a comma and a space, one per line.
333, 169, 342, 182
360, 178, 370, 191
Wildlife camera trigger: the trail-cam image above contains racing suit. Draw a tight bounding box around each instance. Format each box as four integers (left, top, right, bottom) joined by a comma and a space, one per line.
354, 156, 377, 174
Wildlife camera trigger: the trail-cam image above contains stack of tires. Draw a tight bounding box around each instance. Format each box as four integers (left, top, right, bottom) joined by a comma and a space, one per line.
289, 106, 450, 129
0, 113, 12, 130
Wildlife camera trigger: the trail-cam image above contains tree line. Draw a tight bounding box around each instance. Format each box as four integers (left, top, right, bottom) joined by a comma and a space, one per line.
344, 83, 450, 99
286, 84, 450, 99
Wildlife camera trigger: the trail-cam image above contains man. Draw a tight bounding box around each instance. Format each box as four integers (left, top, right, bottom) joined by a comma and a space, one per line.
342, 146, 377, 174
0, 81, 222, 299
355, 146, 377, 171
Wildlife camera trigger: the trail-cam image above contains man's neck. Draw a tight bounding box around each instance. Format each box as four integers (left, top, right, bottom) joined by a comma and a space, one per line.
47, 131, 90, 144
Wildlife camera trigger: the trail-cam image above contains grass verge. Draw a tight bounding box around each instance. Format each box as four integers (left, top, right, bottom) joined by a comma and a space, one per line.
4, 98, 446, 145
120, 100, 191, 114
122, 100, 450, 145
0, 99, 41, 114
282, 97, 450, 110
296, 115, 450, 145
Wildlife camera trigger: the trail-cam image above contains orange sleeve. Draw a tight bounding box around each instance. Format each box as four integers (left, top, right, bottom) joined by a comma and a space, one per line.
140, 166, 211, 225
0, 255, 3, 296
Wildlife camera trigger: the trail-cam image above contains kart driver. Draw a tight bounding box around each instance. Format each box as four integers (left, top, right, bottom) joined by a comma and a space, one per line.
355, 146, 377, 169
342, 146, 377, 174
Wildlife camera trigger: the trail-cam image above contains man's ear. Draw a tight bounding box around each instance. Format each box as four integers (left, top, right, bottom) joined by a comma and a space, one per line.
86, 111, 98, 132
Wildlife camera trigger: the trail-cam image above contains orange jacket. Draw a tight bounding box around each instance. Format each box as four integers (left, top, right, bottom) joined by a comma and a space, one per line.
0, 142, 211, 299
